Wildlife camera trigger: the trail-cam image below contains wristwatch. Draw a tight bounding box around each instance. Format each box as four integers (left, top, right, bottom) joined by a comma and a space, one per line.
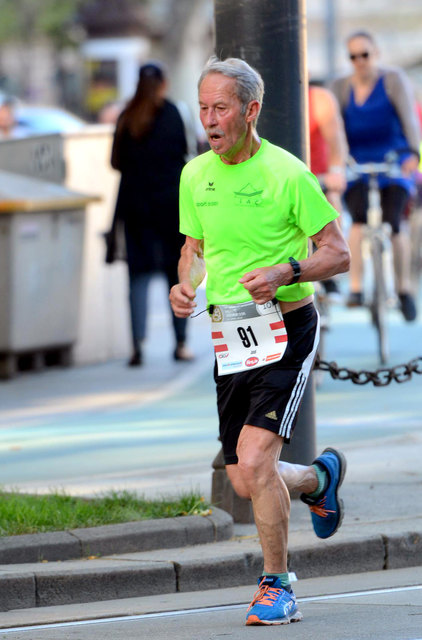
287, 257, 301, 285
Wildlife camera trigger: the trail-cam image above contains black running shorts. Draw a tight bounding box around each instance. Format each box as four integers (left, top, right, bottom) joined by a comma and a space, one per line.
214, 302, 319, 465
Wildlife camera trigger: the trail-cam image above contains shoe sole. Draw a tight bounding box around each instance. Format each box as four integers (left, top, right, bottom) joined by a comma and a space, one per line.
319, 447, 347, 538
246, 610, 303, 625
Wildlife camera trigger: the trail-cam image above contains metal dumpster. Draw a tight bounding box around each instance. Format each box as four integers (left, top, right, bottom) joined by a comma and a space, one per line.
0, 170, 97, 378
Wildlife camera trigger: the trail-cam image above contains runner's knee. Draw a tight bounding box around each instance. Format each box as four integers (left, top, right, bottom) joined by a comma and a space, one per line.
226, 465, 252, 499
236, 445, 275, 492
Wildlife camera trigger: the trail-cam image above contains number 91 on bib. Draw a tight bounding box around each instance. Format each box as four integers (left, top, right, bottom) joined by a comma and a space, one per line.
211, 300, 288, 375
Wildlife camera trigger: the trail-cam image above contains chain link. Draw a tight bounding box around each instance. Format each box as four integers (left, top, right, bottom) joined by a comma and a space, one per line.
314, 356, 422, 387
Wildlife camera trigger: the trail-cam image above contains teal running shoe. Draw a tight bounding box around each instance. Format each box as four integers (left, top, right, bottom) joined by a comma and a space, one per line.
246, 576, 303, 626
301, 447, 346, 539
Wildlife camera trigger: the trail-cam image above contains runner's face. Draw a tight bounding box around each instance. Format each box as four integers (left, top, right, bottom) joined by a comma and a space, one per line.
199, 73, 249, 160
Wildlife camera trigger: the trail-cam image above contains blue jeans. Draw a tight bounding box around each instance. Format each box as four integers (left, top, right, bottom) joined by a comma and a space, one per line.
128, 270, 187, 352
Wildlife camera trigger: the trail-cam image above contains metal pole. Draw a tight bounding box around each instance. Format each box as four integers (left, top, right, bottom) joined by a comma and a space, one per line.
215, 0, 308, 160
213, 0, 316, 466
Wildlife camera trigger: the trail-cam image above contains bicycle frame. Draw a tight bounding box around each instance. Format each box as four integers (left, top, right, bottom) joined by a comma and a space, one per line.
347, 159, 401, 363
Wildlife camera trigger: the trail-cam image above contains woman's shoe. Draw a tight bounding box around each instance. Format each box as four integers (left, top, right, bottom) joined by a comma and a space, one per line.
173, 343, 194, 362
398, 293, 417, 322
128, 350, 142, 367
346, 291, 363, 307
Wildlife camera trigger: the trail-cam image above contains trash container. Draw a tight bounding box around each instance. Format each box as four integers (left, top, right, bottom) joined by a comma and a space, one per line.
0, 170, 98, 379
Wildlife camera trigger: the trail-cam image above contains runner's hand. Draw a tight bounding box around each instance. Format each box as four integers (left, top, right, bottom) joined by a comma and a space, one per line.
169, 282, 197, 318
239, 265, 288, 304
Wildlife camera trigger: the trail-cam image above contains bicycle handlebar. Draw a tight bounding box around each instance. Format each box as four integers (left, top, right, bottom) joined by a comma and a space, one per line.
346, 156, 402, 180
346, 149, 416, 181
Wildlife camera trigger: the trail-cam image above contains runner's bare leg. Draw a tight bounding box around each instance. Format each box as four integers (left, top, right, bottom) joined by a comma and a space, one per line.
226, 426, 318, 573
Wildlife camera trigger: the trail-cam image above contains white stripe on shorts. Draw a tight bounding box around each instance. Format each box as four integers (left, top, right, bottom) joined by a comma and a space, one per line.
278, 309, 320, 440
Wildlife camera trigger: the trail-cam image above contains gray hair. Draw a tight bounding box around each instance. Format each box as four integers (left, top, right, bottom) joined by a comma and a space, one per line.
198, 56, 264, 123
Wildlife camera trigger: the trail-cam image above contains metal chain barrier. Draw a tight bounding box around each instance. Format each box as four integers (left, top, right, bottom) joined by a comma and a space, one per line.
314, 355, 422, 387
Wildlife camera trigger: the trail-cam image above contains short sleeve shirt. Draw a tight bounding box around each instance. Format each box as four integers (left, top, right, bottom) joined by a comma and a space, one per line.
179, 138, 339, 305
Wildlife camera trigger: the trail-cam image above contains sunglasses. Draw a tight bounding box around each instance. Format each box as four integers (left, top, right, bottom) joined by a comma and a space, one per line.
349, 51, 370, 61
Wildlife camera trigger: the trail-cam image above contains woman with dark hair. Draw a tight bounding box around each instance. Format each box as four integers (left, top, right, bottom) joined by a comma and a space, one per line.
332, 30, 421, 321
111, 62, 196, 366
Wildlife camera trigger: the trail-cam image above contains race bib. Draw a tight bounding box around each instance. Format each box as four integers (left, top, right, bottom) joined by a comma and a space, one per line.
211, 300, 288, 376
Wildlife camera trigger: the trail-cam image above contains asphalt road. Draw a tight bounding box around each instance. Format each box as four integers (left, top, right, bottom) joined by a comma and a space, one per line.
0, 275, 420, 497
0, 277, 421, 638
1, 567, 421, 639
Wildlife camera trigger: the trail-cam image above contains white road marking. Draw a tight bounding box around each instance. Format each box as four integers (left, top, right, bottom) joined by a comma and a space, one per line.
0, 584, 421, 634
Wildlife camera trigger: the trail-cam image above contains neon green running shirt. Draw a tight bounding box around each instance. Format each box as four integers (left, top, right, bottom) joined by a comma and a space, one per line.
179, 138, 339, 304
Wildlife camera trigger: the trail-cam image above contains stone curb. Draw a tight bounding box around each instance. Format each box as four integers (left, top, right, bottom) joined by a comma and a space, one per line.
0, 507, 233, 565
0, 527, 421, 612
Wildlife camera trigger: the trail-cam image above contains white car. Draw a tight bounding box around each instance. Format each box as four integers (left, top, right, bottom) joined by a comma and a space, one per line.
14, 105, 87, 135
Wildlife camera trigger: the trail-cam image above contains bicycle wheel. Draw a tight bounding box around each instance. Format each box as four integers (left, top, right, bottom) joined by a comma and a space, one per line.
370, 235, 389, 364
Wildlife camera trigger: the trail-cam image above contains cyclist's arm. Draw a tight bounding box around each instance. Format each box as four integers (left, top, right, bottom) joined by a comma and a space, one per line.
384, 67, 421, 159
314, 87, 348, 194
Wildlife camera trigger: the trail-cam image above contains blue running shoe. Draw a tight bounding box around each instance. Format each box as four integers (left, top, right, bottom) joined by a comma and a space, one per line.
246, 576, 303, 626
300, 447, 346, 539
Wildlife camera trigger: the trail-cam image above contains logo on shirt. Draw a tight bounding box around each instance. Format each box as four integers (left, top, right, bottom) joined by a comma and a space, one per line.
205, 181, 216, 191
234, 183, 264, 206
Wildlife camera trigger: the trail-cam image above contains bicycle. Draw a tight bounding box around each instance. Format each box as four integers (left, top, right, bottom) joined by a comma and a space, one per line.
346, 155, 403, 364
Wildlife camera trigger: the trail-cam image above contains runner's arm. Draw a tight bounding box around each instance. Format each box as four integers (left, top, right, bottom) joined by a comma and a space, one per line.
169, 236, 206, 318
240, 220, 349, 304
303, 219, 350, 281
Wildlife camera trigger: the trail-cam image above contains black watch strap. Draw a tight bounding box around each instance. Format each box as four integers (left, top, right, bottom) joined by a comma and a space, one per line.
287, 257, 301, 285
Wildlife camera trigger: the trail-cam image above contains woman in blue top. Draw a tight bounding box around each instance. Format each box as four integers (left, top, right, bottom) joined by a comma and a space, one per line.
332, 30, 420, 321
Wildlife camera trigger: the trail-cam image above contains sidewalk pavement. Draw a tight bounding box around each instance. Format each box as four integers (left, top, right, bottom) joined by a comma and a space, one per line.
0, 276, 421, 617
0, 430, 421, 615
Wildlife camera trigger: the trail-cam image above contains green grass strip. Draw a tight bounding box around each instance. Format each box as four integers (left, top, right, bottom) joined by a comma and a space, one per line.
0, 489, 212, 536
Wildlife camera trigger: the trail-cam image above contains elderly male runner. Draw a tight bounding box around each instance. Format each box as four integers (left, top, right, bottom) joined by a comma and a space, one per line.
170, 57, 350, 626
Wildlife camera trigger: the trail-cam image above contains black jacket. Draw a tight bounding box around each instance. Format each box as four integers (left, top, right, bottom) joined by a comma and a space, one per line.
111, 99, 187, 273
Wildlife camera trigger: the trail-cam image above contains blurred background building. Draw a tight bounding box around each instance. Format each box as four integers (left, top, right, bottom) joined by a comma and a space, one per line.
0, 0, 214, 123
307, 0, 422, 87
0, 0, 420, 121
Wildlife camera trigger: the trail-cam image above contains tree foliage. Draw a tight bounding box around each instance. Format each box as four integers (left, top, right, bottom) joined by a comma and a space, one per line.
0, 0, 145, 47
0, 1, 186, 49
